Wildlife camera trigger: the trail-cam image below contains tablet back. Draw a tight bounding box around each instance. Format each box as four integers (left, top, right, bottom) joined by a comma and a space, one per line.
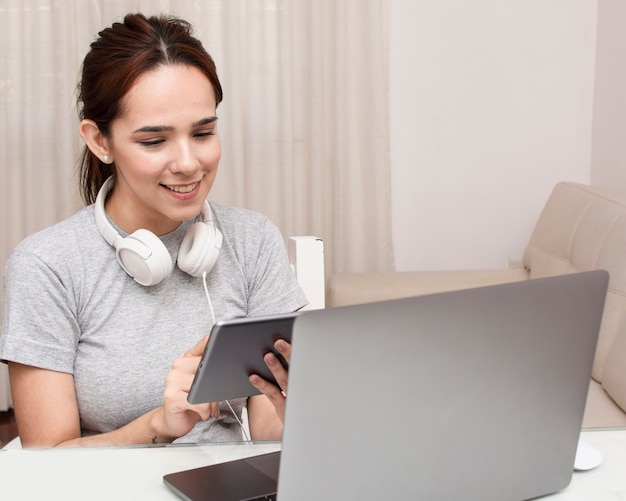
188, 313, 298, 403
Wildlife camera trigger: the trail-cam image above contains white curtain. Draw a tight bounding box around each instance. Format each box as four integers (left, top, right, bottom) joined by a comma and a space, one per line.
0, 0, 393, 410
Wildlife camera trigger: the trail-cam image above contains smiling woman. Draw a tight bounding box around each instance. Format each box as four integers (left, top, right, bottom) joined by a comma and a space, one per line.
77, 14, 223, 208
0, 0, 392, 416
0, 13, 307, 448
80, 64, 222, 236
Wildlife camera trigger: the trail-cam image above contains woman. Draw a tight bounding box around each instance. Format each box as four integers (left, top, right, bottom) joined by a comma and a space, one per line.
0, 13, 307, 447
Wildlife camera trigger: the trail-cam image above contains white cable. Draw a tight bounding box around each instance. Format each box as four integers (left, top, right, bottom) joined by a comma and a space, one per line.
202, 271, 250, 442
225, 399, 250, 442
202, 271, 216, 325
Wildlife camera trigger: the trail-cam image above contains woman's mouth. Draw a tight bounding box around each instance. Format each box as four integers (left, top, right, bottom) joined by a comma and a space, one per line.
164, 182, 199, 194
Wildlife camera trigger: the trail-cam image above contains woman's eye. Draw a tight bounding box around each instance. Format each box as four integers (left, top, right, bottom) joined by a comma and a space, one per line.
195, 130, 216, 138
138, 139, 165, 147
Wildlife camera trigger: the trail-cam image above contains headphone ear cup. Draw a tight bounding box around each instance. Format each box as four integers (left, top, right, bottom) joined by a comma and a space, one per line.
177, 221, 223, 277
116, 229, 173, 286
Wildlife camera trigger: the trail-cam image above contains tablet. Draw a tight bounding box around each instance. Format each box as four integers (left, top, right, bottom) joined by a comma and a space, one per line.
187, 312, 299, 404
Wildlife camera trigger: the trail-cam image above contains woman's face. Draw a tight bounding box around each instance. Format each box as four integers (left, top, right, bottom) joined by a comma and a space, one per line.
104, 64, 221, 235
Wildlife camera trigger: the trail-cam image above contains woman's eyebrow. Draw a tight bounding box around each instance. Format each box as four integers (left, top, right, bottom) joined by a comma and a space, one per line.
133, 125, 173, 133
133, 117, 217, 134
193, 116, 218, 127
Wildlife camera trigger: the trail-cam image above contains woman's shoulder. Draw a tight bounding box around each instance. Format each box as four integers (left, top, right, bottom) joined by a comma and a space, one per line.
208, 201, 269, 224
208, 201, 277, 234
10, 206, 97, 258
208, 202, 284, 251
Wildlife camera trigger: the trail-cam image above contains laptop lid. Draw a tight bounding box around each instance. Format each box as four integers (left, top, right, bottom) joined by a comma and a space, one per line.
164, 270, 608, 501
277, 270, 608, 500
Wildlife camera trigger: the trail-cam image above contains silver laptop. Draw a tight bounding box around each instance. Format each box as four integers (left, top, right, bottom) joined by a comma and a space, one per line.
164, 270, 608, 501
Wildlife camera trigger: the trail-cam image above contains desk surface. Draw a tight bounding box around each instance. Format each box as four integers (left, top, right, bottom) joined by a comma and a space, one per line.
1, 430, 624, 500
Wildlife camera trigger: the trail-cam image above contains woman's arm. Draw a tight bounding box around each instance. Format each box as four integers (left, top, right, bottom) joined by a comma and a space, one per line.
9, 363, 83, 446
9, 336, 218, 448
10, 361, 169, 447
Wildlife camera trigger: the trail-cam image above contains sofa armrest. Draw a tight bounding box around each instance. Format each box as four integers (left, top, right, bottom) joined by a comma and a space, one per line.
327, 269, 530, 307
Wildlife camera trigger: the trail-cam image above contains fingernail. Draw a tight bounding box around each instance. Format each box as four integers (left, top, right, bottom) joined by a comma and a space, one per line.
265, 353, 276, 365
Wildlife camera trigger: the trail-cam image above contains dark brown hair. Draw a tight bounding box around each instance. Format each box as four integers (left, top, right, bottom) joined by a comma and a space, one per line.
77, 13, 223, 204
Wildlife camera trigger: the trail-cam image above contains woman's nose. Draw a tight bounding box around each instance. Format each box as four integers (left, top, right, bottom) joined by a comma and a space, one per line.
171, 141, 198, 174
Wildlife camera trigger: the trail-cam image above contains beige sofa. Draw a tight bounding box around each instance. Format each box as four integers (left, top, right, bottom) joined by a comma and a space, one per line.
328, 182, 626, 429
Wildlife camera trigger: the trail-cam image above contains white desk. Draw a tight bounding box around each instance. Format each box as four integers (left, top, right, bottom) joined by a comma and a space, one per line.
0, 430, 624, 500
0, 441, 281, 500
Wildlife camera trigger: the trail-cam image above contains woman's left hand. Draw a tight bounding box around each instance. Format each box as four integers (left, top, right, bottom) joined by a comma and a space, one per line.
249, 338, 291, 423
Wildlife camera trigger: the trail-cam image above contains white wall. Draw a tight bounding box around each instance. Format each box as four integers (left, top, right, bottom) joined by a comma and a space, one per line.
389, 0, 598, 271
591, 0, 626, 192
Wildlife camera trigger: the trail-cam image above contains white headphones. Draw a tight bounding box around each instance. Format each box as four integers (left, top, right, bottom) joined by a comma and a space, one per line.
94, 176, 222, 286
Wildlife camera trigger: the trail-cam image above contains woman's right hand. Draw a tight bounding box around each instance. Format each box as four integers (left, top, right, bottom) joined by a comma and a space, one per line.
156, 335, 220, 442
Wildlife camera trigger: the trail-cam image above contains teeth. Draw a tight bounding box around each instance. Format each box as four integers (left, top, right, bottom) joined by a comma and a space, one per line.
167, 183, 198, 193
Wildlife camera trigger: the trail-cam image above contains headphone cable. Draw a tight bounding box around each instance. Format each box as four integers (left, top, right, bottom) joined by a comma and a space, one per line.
202, 271, 251, 442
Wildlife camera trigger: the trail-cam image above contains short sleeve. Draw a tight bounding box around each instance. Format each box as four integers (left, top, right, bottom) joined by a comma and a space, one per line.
246, 218, 308, 316
1, 249, 80, 373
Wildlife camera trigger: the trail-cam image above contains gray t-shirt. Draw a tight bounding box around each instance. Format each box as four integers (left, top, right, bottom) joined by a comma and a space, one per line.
0, 201, 307, 442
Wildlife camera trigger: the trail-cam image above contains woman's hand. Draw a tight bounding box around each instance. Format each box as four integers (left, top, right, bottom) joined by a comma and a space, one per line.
249, 338, 291, 424
157, 335, 220, 441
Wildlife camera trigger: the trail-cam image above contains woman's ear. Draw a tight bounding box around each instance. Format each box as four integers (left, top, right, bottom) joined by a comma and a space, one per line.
80, 119, 112, 164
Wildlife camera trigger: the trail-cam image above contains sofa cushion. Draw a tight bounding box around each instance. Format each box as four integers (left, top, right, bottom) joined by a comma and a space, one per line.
602, 319, 626, 417
583, 380, 626, 429
327, 269, 529, 307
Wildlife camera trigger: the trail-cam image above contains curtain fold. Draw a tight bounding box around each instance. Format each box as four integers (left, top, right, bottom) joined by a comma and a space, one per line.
0, 0, 393, 409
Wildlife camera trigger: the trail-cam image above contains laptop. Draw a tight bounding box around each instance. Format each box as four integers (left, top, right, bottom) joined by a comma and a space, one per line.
164, 270, 608, 500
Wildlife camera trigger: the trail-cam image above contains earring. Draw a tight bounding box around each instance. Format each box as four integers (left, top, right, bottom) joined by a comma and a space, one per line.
103, 155, 110, 164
